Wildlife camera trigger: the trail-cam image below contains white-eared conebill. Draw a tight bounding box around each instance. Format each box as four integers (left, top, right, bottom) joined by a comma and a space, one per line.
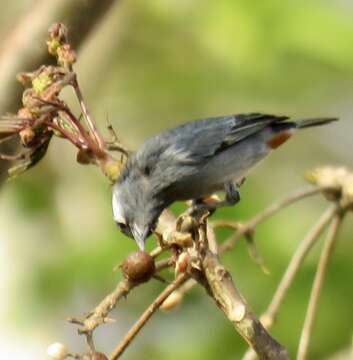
112, 113, 338, 249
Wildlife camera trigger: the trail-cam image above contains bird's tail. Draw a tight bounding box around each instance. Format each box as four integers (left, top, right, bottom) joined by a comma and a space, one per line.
266, 117, 338, 149
295, 117, 338, 129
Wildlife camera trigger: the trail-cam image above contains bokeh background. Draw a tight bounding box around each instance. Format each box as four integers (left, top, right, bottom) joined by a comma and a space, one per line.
0, 0, 352, 359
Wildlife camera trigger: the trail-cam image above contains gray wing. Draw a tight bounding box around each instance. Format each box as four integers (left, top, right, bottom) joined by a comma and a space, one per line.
133, 113, 288, 195
136, 113, 287, 169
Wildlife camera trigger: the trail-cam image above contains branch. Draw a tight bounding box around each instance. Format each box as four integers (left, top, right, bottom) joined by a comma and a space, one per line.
109, 274, 188, 360
202, 251, 290, 360
71, 76, 105, 149
74, 258, 172, 333
219, 186, 328, 253
297, 213, 344, 360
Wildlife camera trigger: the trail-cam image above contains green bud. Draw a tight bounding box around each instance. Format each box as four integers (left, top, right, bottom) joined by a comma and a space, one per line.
32, 73, 52, 95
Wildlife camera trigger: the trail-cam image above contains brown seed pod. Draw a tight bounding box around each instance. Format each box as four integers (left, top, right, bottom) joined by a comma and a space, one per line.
121, 251, 155, 283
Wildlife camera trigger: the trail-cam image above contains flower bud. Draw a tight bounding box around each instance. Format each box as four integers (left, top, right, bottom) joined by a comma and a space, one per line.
19, 127, 35, 147
76, 149, 93, 165
32, 72, 52, 95
101, 159, 123, 183
16, 72, 34, 86
47, 342, 68, 360
48, 23, 68, 42
17, 107, 32, 119
57, 44, 77, 67
175, 252, 191, 275
161, 290, 183, 311
121, 251, 155, 283
22, 89, 41, 109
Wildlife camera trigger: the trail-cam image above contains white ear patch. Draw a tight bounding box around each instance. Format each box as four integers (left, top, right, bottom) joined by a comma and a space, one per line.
112, 190, 126, 224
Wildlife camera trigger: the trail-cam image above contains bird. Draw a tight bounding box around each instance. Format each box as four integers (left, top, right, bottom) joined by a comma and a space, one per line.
112, 113, 337, 250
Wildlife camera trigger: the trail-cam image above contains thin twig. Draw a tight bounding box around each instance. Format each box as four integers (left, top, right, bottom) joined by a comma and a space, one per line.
79, 278, 136, 333
297, 213, 344, 360
45, 121, 84, 149
80, 257, 174, 333
71, 76, 105, 149
36, 97, 89, 144
109, 274, 188, 360
242, 204, 339, 360
262, 205, 339, 328
220, 186, 327, 253
0, 152, 26, 161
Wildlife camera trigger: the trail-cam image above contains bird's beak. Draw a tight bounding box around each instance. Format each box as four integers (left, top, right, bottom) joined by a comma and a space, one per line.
131, 225, 148, 251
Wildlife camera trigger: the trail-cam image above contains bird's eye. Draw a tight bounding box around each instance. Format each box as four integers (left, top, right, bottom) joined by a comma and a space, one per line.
144, 165, 151, 176
118, 222, 126, 229
117, 222, 133, 238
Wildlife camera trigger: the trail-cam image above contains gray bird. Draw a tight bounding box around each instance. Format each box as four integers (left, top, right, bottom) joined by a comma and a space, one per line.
112, 113, 337, 250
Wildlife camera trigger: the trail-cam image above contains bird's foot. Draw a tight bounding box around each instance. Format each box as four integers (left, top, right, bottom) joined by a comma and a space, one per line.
224, 182, 241, 206
183, 182, 241, 224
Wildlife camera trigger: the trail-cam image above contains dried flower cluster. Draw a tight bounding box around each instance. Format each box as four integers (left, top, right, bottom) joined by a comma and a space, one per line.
0, 23, 126, 182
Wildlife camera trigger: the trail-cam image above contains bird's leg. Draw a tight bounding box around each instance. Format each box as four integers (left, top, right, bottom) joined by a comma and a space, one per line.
188, 181, 241, 217
236, 176, 246, 187
223, 181, 241, 206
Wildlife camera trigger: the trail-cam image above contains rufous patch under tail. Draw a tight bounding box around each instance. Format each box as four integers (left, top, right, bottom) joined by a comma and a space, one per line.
266, 130, 293, 149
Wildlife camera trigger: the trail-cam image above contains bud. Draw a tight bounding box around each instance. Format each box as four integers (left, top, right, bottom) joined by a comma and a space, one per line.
32, 72, 52, 95
17, 107, 32, 119
121, 251, 155, 283
161, 290, 183, 311
16, 72, 34, 87
57, 44, 76, 67
175, 252, 191, 275
101, 159, 123, 183
47, 342, 68, 360
48, 23, 68, 42
19, 127, 35, 147
22, 89, 41, 109
76, 149, 93, 165
47, 39, 61, 56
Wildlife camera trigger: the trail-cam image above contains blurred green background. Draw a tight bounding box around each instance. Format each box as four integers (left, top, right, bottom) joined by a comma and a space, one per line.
0, 0, 352, 359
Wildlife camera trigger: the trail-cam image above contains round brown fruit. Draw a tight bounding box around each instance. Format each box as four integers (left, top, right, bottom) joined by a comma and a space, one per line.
121, 251, 155, 283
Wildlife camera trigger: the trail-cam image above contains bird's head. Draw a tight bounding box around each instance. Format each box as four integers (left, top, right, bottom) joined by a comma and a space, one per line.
112, 171, 163, 250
